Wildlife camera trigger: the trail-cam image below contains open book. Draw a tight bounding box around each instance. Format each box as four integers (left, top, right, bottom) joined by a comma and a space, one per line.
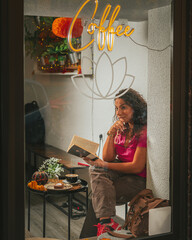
67, 135, 99, 160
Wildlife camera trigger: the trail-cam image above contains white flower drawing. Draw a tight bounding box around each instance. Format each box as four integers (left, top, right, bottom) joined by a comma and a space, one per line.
71, 52, 135, 100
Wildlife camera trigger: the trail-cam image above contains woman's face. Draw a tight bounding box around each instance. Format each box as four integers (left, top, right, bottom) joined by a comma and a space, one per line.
115, 98, 134, 123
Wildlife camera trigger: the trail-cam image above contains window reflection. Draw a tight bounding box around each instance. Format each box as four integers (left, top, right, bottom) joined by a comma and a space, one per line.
24, 0, 172, 239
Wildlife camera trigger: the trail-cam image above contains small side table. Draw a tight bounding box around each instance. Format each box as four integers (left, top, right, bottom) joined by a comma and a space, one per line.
27, 179, 88, 240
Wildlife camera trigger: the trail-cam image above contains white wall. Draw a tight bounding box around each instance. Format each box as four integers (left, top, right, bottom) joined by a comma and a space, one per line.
93, 21, 148, 99
146, 5, 171, 199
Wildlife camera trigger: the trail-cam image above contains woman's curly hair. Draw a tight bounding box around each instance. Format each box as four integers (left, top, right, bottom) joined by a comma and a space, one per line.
114, 88, 147, 137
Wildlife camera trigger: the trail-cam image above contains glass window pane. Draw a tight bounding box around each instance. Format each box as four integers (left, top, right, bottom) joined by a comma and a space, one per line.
24, 0, 173, 238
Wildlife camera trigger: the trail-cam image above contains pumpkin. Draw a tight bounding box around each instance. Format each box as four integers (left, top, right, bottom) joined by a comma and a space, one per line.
32, 171, 48, 185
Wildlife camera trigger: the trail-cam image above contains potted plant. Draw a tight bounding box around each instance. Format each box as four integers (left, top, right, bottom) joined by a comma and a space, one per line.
38, 157, 64, 181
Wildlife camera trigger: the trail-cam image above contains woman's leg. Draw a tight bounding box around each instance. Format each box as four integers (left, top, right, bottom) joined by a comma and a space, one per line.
80, 171, 145, 238
89, 167, 120, 219
114, 174, 146, 205
80, 168, 121, 238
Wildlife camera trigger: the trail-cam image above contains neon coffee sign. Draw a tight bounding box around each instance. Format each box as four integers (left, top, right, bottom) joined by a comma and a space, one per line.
53, 0, 135, 52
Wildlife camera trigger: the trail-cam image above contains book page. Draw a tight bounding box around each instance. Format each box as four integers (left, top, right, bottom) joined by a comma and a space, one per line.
67, 135, 99, 154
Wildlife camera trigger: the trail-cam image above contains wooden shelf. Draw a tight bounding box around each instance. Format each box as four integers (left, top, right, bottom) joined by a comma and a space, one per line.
33, 63, 79, 76
34, 71, 78, 76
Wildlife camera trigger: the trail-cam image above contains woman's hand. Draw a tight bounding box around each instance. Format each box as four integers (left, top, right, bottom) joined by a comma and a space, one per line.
108, 119, 126, 135
83, 157, 107, 168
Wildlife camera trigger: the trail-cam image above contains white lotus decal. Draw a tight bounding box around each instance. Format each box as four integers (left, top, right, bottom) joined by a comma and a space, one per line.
71, 52, 135, 100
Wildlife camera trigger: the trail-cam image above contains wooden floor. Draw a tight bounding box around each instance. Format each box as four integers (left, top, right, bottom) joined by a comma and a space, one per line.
25, 192, 125, 240
25, 192, 87, 240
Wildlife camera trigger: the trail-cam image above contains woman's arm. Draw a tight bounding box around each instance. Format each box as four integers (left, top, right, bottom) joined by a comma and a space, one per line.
84, 146, 147, 174
102, 120, 126, 162
102, 135, 116, 162
106, 146, 147, 173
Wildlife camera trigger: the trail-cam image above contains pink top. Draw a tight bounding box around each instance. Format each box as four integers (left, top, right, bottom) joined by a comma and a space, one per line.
114, 127, 147, 178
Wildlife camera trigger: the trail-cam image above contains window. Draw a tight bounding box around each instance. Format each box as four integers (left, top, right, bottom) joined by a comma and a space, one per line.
1, 0, 190, 239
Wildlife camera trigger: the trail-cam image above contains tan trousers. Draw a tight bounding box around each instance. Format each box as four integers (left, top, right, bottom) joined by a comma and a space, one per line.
89, 166, 146, 219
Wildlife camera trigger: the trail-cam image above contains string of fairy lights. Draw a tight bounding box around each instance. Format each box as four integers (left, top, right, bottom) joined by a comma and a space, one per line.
25, 17, 82, 74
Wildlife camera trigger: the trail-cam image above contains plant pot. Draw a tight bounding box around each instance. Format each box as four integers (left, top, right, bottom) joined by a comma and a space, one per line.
69, 52, 78, 65
48, 174, 59, 183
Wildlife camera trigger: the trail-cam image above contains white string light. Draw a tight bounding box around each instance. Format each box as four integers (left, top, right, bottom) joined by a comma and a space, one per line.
129, 36, 173, 52
91, 72, 95, 140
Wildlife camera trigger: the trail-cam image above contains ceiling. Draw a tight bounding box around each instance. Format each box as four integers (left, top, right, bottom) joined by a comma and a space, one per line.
25, 0, 172, 22
75, 0, 172, 21
95, 0, 172, 21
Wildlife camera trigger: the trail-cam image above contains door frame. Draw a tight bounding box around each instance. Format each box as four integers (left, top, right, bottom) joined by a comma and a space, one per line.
0, 0, 190, 239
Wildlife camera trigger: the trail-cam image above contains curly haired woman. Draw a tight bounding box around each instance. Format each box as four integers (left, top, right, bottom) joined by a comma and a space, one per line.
83, 88, 147, 236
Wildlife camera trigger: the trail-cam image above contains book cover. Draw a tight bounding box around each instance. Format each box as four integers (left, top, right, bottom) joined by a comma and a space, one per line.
68, 145, 99, 160
67, 135, 99, 160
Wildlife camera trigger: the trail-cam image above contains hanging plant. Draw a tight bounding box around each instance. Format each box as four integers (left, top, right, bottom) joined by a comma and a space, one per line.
25, 16, 82, 72
25, 16, 80, 59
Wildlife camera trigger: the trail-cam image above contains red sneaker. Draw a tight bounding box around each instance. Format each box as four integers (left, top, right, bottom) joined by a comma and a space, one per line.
95, 218, 121, 236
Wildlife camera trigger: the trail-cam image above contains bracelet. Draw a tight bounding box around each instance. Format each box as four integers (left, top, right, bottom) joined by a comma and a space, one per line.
107, 131, 116, 137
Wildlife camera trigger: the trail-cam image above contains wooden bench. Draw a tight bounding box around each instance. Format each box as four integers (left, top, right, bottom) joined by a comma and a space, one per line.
26, 143, 89, 176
